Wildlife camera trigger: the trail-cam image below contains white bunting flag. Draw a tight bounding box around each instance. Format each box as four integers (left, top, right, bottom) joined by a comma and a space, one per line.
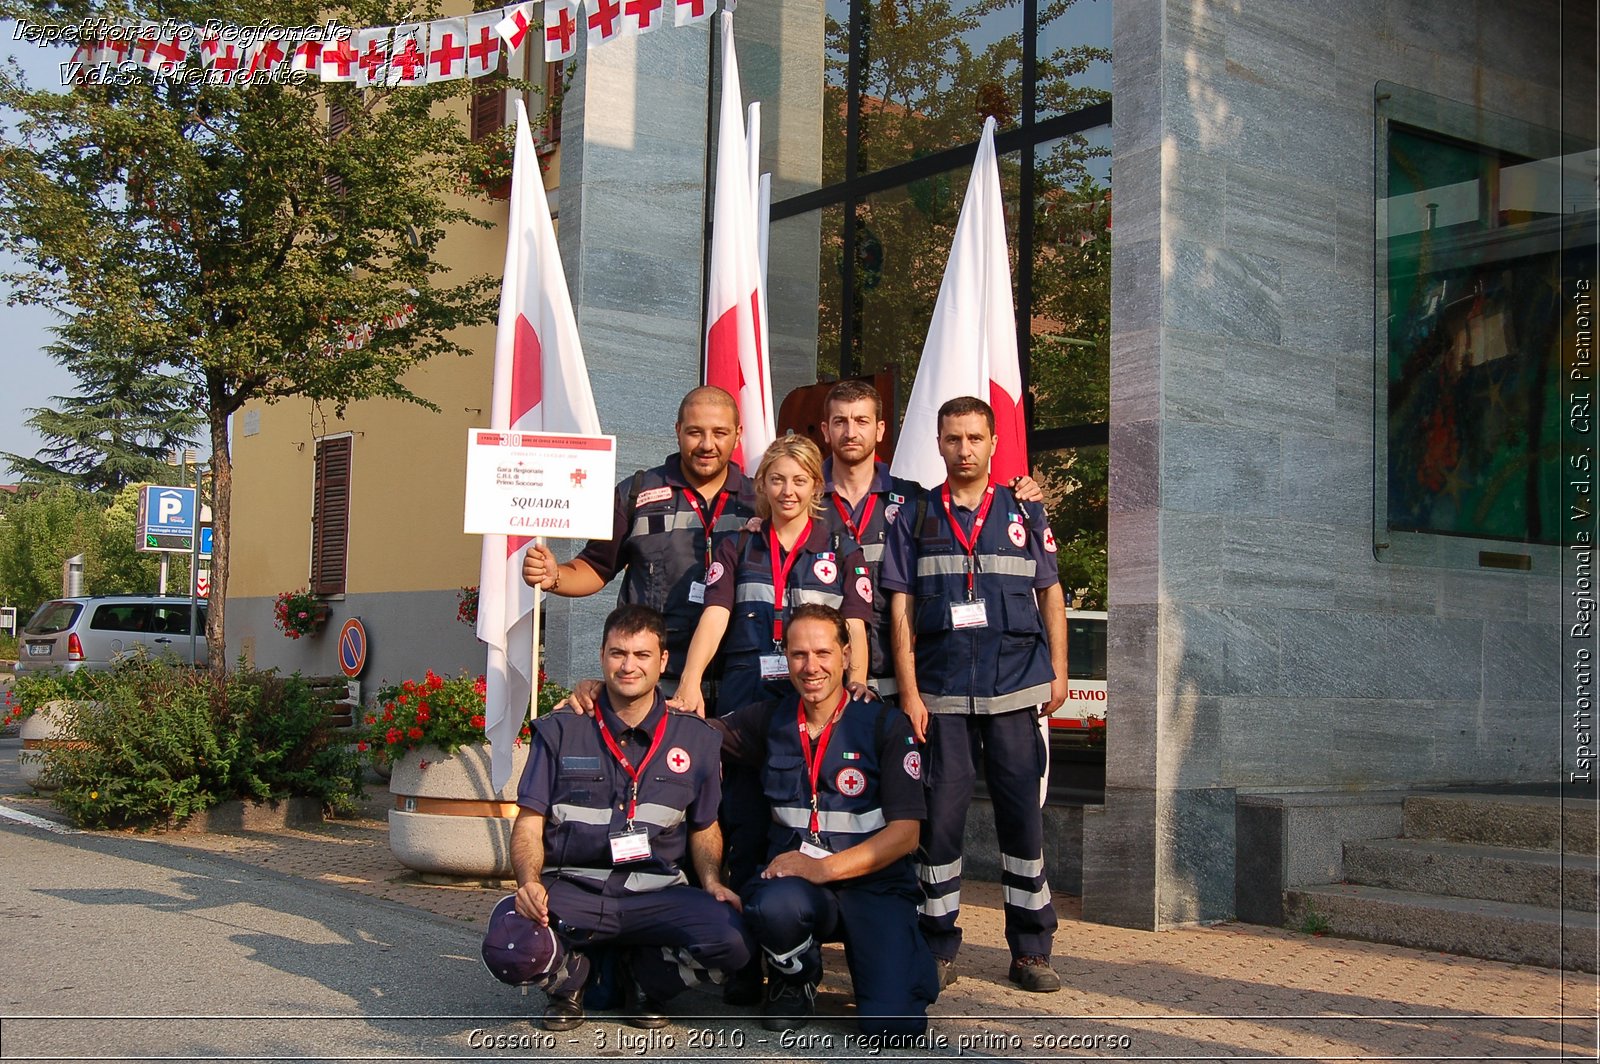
675, 0, 714, 27
622, 0, 666, 34
495, 3, 536, 55
67, 37, 105, 69
387, 24, 427, 86
587, 0, 623, 45
465, 12, 502, 78
426, 18, 468, 81
319, 35, 360, 82
543, 0, 579, 60
102, 33, 134, 65
198, 32, 244, 83
353, 27, 391, 86
131, 23, 162, 70
289, 39, 322, 75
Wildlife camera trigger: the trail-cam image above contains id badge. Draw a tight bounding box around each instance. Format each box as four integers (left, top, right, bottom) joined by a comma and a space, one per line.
760, 654, 789, 680
950, 599, 989, 630
609, 826, 651, 864
799, 840, 831, 860
688, 581, 706, 605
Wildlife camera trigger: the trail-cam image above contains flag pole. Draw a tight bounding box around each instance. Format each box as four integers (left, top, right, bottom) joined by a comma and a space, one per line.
529, 537, 545, 729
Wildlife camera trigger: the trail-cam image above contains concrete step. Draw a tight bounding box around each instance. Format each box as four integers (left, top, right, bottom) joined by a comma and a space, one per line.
1404, 793, 1598, 855
1285, 883, 1598, 972
1345, 837, 1598, 912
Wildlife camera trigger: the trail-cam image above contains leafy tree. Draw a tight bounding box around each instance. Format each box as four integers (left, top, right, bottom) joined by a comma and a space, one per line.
0, 0, 503, 670
0, 485, 104, 612
2, 328, 203, 494
97, 481, 166, 594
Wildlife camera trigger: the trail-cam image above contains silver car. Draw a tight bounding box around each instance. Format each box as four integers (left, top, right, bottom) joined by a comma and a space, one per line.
14, 596, 209, 676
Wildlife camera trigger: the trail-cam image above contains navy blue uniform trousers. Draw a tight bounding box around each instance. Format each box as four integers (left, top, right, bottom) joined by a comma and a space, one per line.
541, 877, 751, 1002
742, 875, 938, 1036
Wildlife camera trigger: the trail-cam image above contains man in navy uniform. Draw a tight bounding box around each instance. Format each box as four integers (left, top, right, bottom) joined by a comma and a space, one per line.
819, 379, 1045, 700
522, 386, 757, 695
716, 604, 938, 1034
881, 396, 1069, 993
498, 605, 751, 1030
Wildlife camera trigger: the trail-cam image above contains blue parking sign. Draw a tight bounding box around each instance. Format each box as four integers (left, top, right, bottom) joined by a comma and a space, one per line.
139, 486, 198, 553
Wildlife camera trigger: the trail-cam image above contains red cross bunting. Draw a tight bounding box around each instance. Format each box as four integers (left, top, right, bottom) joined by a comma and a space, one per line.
154, 35, 187, 66
104, 37, 132, 62
676, 0, 707, 18
322, 39, 358, 78
546, 7, 576, 53
211, 43, 242, 75
133, 31, 159, 65
589, 0, 622, 37
626, 0, 663, 28
430, 31, 464, 75
391, 39, 425, 81
503, 8, 531, 50
468, 26, 498, 67
357, 39, 388, 80
250, 38, 285, 72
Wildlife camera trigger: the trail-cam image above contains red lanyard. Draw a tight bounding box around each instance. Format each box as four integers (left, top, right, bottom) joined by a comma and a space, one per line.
683, 489, 729, 569
594, 705, 671, 824
831, 492, 877, 542
797, 690, 849, 838
940, 483, 995, 599
768, 518, 813, 645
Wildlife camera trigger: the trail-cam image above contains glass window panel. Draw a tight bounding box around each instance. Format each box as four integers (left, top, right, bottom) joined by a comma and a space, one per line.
824, 0, 850, 186
1034, 444, 1107, 610
769, 206, 842, 390
854, 152, 1023, 414
856, 0, 1024, 177
1036, 0, 1112, 122
1030, 129, 1111, 430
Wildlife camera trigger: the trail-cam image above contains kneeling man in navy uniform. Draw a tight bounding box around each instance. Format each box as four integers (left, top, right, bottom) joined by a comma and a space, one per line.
485, 605, 751, 1030
716, 604, 938, 1035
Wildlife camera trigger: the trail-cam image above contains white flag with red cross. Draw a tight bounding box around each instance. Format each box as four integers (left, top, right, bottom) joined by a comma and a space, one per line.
891, 116, 1030, 489
622, 0, 666, 35
244, 37, 289, 78
702, 10, 774, 474
674, 0, 714, 28
587, 0, 624, 46
318, 35, 360, 81
543, 0, 579, 60
131, 23, 163, 70
479, 99, 603, 791
387, 24, 428, 86
289, 38, 323, 75
353, 27, 391, 87
425, 18, 468, 81
465, 12, 502, 78
102, 33, 134, 66
67, 37, 105, 69
198, 32, 244, 83
495, 3, 536, 56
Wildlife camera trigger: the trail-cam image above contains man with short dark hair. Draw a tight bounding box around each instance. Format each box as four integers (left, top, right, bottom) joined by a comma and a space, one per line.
522, 387, 757, 695
881, 396, 1069, 994
715, 603, 938, 1035
495, 605, 751, 1030
820, 380, 1044, 700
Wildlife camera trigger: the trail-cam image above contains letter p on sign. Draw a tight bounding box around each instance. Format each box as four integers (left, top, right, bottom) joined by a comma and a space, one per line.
159, 496, 183, 522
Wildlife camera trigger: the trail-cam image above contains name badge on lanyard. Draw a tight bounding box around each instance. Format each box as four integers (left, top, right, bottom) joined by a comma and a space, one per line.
610, 826, 651, 864
688, 581, 706, 604
798, 839, 831, 860
760, 653, 789, 680
950, 599, 989, 629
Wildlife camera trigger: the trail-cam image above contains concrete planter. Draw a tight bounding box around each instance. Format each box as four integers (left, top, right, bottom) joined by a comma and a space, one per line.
388, 742, 528, 883
175, 797, 323, 834
17, 700, 92, 792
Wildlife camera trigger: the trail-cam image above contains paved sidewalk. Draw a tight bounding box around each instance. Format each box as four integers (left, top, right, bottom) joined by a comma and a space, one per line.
1, 784, 1594, 1061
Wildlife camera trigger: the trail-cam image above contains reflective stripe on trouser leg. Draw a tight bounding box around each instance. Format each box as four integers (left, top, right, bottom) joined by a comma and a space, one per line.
980, 709, 1059, 958
741, 876, 840, 986
915, 713, 976, 961
574, 885, 752, 1003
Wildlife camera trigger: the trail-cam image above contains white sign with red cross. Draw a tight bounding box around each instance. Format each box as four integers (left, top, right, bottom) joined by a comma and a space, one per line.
463, 431, 617, 540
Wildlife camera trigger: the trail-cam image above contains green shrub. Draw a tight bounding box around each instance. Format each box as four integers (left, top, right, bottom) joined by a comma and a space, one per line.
37, 659, 361, 829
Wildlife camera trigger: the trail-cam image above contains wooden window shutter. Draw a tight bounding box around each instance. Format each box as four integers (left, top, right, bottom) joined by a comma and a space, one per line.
311, 436, 352, 596
326, 101, 350, 194
471, 74, 506, 142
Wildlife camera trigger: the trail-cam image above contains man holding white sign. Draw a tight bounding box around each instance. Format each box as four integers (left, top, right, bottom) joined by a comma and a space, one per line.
521, 386, 757, 697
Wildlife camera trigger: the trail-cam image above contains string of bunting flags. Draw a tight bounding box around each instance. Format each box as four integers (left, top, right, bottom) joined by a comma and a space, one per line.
55, 0, 720, 86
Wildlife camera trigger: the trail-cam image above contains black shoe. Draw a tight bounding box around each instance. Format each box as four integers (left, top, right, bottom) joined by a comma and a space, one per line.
934, 957, 958, 990
760, 979, 816, 1032
1007, 954, 1061, 993
622, 968, 670, 1030
541, 992, 585, 1031
723, 959, 764, 1006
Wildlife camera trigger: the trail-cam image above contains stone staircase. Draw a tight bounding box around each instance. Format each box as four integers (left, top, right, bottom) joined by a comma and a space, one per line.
1284, 792, 1599, 971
